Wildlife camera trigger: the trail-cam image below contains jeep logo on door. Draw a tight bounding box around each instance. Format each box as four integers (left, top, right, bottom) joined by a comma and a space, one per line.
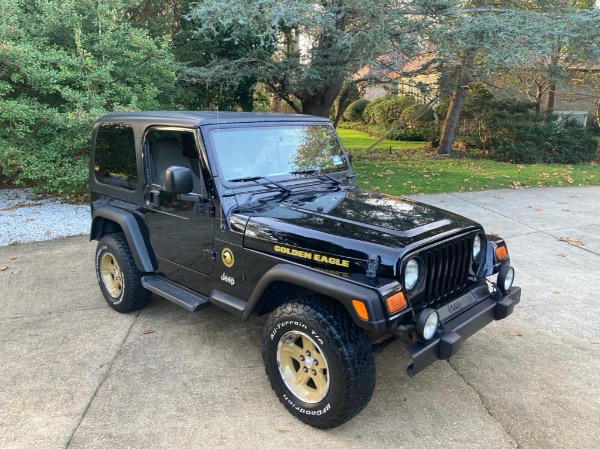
221, 248, 235, 268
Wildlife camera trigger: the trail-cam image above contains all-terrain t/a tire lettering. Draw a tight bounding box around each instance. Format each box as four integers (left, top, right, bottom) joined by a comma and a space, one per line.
262, 298, 376, 429
95, 232, 150, 313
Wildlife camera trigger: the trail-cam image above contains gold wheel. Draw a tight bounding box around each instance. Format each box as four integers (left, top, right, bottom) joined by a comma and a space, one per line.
100, 252, 123, 299
276, 330, 330, 403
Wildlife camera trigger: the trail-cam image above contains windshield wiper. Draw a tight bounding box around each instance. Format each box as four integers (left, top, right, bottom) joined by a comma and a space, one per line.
228, 176, 292, 194
289, 169, 340, 185
229, 176, 263, 183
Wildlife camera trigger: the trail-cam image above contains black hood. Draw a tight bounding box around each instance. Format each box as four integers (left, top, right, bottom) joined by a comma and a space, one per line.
238, 189, 480, 279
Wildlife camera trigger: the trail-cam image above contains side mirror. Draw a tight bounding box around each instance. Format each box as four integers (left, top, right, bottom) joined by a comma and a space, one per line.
164, 166, 193, 194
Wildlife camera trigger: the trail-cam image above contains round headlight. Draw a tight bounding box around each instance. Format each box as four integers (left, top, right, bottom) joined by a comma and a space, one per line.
416, 309, 439, 341
404, 259, 420, 291
473, 234, 483, 261
497, 266, 515, 293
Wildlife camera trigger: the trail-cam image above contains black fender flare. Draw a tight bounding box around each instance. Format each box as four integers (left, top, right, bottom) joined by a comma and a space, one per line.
90, 206, 157, 272
242, 264, 388, 332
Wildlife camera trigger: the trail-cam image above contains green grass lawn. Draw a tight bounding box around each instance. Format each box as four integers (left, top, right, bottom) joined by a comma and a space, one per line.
336, 128, 600, 196
336, 128, 423, 151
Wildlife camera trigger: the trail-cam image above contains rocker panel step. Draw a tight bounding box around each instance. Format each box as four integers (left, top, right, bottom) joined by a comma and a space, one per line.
210, 290, 246, 317
142, 275, 211, 312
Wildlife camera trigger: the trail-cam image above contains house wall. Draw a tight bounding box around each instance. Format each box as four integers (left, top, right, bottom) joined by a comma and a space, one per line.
361, 72, 440, 103
362, 85, 389, 100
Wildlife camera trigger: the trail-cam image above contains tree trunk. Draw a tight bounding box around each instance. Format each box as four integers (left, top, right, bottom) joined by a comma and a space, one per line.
438, 87, 467, 156
301, 100, 332, 118
332, 85, 353, 128
438, 51, 474, 156
300, 75, 345, 118
269, 93, 283, 113
545, 84, 556, 112
534, 82, 543, 113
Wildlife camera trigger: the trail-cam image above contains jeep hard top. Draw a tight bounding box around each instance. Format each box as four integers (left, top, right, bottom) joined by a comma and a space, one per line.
90, 111, 521, 428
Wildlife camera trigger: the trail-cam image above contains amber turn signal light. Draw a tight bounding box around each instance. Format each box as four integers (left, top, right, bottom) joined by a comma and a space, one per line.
386, 292, 406, 314
495, 245, 508, 261
352, 300, 369, 320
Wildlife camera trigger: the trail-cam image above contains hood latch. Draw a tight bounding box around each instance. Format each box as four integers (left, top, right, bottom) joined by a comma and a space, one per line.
366, 254, 380, 279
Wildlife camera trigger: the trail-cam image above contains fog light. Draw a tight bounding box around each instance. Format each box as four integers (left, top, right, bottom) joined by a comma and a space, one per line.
416, 308, 439, 341
497, 266, 515, 293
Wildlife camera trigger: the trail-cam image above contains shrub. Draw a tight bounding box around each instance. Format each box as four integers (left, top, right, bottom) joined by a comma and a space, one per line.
0, 103, 91, 196
0, 0, 178, 197
368, 103, 437, 142
486, 111, 597, 164
343, 99, 370, 122
363, 95, 417, 125
387, 128, 426, 141
400, 103, 436, 123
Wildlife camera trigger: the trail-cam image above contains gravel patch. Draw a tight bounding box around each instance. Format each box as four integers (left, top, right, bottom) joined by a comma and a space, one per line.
0, 188, 90, 247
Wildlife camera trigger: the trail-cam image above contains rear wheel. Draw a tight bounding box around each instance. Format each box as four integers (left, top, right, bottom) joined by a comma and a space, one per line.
95, 233, 150, 313
263, 298, 375, 429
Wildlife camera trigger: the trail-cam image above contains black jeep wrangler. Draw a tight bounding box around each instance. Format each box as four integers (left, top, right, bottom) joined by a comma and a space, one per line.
89, 111, 520, 429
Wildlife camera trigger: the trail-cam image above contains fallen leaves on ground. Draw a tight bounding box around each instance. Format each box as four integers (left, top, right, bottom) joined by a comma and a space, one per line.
142, 329, 156, 335
508, 330, 522, 337
0, 266, 8, 271
0, 202, 43, 212
558, 236, 585, 247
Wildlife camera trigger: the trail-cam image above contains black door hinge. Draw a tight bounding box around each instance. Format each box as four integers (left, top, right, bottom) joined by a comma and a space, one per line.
366, 254, 380, 279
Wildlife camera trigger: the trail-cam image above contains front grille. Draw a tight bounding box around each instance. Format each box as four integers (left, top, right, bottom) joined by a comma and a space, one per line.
423, 236, 472, 306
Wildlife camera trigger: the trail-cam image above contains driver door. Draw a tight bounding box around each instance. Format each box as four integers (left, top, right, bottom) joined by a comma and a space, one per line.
144, 128, 214, 280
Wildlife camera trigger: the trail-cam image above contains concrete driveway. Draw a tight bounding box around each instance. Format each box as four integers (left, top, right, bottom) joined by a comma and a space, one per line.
1, 186, 599, 449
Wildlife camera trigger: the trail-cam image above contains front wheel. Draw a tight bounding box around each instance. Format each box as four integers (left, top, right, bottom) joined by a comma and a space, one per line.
262, 298, 375, 429
95, 232, 150, 313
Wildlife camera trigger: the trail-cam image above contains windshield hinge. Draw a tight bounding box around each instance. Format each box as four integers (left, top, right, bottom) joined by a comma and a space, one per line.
366, 254, 380, 279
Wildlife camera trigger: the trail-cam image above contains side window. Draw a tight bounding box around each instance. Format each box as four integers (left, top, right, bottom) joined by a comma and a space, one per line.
94, 124, 137, 190
146, 130, 202, 193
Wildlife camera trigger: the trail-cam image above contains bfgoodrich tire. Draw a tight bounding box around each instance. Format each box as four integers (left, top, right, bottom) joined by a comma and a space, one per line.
95, 233, 150, 313
262, 298, 375, 429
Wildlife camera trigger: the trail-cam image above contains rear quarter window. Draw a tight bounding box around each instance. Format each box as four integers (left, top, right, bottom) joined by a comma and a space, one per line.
94, 124, 138, 190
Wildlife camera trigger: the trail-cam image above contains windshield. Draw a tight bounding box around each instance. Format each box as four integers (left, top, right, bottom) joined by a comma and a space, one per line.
210, 125, 349, 182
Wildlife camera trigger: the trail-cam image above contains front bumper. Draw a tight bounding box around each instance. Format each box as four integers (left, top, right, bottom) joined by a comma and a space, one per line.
406, 283, 521, 377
